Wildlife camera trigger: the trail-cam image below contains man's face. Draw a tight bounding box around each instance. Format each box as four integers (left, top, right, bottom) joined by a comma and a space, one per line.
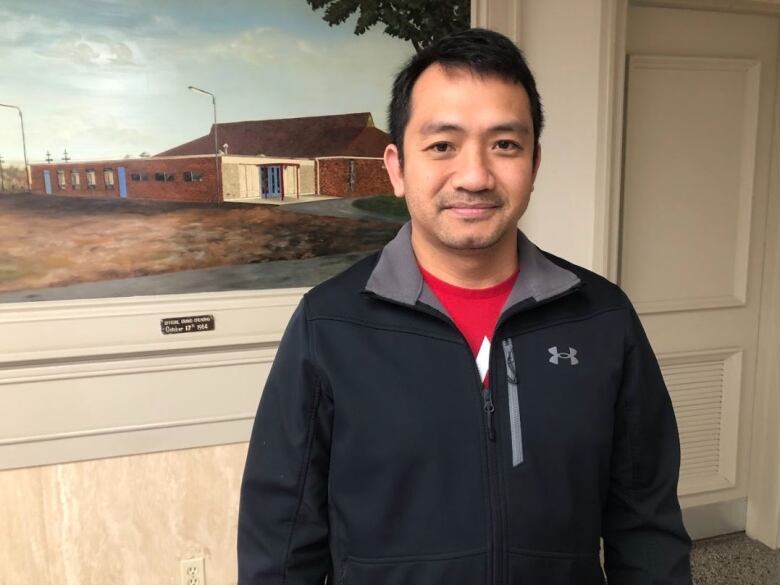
385, 64, 540, 255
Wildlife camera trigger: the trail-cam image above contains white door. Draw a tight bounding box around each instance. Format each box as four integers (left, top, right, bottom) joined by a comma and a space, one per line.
621, 5, 778, 537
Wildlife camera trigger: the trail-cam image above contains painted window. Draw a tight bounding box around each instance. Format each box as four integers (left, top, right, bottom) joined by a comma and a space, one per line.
85, 169, 96, 189
103, 168, 115, 190
348, 159, 356, 192
70, 170, 80, 190
183, 171, 203, 182
57, 170, 66, 190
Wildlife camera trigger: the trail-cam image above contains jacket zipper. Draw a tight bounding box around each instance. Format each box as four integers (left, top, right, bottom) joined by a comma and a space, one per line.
408, 301, 502, 585
502, 338, 524, 467
482, 387, 496, 441
472, 349, 501, 585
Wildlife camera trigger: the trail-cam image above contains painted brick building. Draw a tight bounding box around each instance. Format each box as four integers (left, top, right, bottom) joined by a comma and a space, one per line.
29, 113, 393, 203
160, 112, 393, 200
316, 157, 393, 197
30, 156, 220, 203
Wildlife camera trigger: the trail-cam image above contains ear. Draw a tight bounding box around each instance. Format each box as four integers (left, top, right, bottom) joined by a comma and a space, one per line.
530, 142, 542, 192
384, 143, 405, 198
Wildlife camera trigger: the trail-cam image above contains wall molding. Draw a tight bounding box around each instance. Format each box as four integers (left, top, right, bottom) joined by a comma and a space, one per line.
683, 498, 748, 540
0, 418, 252, 471
0, 344, 276, 385
621, 55, 759, 309
746, 10, 780, 547
635, 295, 746, 315
632, 0, 780, 17
0, 413, 253, 448
0, 287, 304, 365
471, 0, 522, 43
593, 0, 628, 280
0, 343, 275, 470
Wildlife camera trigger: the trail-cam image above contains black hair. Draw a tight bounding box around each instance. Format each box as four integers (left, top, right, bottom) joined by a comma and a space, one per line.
388, 28, 544, 163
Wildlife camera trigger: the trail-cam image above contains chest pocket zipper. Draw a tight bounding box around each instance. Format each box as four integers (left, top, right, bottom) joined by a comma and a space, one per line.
502, 338, 524, 467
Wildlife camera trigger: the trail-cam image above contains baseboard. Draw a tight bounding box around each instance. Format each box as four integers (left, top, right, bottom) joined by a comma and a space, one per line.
683, 498, 747, 540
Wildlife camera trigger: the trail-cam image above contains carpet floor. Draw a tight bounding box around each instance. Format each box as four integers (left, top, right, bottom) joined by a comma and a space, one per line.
692, 532, 780, 584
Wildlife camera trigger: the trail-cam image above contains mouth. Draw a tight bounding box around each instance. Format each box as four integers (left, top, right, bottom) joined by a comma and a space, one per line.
443, 203, 501, 219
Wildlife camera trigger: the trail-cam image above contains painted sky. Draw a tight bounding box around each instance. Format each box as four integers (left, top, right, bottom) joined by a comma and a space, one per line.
0, 0, 416, 166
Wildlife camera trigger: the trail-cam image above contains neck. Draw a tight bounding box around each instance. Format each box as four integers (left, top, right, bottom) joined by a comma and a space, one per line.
411, 226, 519, 289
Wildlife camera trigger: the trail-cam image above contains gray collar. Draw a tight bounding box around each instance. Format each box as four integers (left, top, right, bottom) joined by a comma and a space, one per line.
364, 221, 581, 316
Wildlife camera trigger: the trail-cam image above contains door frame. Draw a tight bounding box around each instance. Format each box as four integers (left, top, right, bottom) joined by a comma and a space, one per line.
747, 52, 780, 548
259, 164, 284, 200
598, 0, 780, 547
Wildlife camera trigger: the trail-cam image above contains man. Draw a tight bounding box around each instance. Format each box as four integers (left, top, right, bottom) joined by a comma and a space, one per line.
238, 28, 692, 585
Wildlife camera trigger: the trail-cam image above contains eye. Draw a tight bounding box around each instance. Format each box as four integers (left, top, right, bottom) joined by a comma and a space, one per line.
495, 140, 521, 151
427, 142, 453, 153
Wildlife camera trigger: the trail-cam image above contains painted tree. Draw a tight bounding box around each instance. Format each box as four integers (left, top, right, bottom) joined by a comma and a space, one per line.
305, 0, 470, 52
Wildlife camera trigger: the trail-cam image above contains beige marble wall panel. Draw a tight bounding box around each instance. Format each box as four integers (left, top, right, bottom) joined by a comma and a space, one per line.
0, 465, 53, 584
1, 443, 249, 585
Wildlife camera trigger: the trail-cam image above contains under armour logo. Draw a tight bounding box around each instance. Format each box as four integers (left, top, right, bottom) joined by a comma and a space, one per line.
548, 346, 579, 366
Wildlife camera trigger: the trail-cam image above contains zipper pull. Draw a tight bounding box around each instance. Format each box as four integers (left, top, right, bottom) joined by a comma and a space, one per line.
482, 389, 496, 441
502, 338, 517, 384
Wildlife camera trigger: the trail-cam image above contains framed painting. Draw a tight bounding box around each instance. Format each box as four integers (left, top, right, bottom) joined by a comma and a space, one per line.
0, 0, 470, 304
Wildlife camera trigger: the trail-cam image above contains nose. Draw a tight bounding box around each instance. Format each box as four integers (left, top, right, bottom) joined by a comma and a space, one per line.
450, 145, 495, 193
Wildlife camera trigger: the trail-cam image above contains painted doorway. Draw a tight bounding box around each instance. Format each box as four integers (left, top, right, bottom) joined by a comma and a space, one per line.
43, 170, 52, 195
621, 5, 778, 538
118, 167, 128, 198
260, 165, 283, 199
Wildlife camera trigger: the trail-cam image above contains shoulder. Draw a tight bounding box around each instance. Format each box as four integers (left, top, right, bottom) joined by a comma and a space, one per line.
539, 249, 633, 312
302, 251, 382, 318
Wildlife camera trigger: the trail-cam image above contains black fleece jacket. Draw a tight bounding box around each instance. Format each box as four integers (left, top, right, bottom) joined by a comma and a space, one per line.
238, 223, 693, 585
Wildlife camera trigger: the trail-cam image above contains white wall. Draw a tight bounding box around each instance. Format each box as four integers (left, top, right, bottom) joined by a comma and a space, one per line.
517, 0, 609, 271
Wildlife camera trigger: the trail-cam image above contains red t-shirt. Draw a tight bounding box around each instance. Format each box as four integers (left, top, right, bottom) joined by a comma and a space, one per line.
420, 264, 519, 387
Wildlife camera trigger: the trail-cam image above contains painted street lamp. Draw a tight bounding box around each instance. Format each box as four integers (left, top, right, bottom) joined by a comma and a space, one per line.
0, 103, 31, 192
188, 85, 221, 203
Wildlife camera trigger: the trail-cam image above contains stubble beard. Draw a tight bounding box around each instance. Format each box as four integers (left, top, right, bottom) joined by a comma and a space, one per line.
433, 191, 509, 251
435, 224, 506, 251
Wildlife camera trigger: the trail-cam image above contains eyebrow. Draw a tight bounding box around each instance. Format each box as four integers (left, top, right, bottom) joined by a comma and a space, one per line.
419, 121, 532, 136
489, 122, 532, 135
419, 122, 464, 135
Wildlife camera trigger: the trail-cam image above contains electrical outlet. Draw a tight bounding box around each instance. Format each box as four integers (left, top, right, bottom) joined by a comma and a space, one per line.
180, 557, 205, 585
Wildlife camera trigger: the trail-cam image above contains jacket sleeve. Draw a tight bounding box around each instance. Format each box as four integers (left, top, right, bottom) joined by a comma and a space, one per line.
602, 303, 692, 584
238, 298, 333, 585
